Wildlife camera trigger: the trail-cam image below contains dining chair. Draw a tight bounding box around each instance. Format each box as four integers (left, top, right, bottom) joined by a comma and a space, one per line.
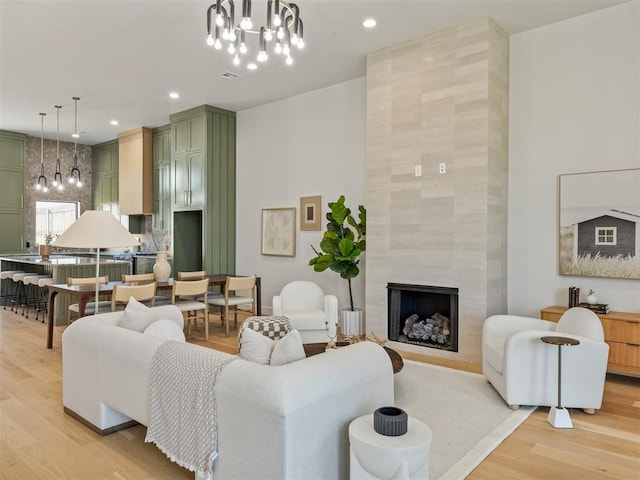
177, 270, 206, 280
66, 276, 111, 323
171, 278, 209, 340
208, 275, 256, 337
122, 273, 171, 305
111, 282, 157, 311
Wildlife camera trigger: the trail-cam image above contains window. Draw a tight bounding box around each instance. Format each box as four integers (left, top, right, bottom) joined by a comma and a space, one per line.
35, 201, 79, 245
595, 227, 616, 245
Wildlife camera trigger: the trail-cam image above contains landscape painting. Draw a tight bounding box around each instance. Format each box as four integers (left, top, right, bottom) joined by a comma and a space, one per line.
559, 168, 640, 279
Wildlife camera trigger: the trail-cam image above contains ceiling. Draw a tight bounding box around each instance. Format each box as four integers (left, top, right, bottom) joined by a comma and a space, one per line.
0, 0, 630, 145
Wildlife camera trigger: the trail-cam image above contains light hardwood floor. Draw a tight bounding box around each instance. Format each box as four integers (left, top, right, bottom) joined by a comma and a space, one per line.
1, 308, 638, 479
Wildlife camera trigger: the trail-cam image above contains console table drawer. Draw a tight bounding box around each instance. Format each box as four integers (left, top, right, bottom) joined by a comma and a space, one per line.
608, 341, 640, 374
602, 319, 640, 344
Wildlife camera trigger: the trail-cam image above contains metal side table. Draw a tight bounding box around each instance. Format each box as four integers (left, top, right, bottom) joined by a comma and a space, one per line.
541, 335, 580, 428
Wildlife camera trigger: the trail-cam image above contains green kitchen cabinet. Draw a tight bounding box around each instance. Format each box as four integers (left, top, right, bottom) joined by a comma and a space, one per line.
152, 125, 171, 233
172, 151, 204, 209
0, 130, 26, 252
91, 139, 119, 216
172, 114, 204, 154
170, 105, 236, 276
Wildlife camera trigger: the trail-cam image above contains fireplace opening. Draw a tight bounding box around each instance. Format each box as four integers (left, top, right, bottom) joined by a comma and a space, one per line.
387, 283, 458, 352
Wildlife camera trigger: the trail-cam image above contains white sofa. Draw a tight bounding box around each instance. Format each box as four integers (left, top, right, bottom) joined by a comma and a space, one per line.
62, 305, 394, 480
482, 307, 609, 412
272, 280, 338, 342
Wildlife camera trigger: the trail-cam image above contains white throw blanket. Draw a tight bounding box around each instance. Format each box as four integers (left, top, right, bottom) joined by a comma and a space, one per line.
145, 341, 236, 476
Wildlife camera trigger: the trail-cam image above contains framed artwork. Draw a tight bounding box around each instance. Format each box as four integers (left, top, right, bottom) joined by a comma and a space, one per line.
558, 168, 640, 279
300, 195, 322, 231
261, 207, 296, 256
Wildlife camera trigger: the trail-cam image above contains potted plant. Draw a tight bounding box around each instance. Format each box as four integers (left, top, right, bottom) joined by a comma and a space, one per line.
40, 233, 53, 260
309, 195, 366, 336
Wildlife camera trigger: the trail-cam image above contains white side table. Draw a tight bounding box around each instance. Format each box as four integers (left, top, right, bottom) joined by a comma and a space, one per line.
349, 414, 432, 480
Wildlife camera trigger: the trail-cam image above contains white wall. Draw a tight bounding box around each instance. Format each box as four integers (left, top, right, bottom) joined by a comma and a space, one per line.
509, 1, 640, 316
236, 78, 367, 313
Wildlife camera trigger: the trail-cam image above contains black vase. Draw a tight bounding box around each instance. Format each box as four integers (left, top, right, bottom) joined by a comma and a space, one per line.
373, 406, 408, 436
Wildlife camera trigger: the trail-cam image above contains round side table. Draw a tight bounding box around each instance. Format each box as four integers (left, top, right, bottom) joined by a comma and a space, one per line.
349, 413, 432, 479
541, 335, 580, 429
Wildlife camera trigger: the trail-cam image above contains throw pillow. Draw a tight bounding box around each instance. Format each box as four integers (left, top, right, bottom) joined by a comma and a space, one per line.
240, 327, 274, 365
118, 297, 157, 332
143, 319, 186, 342
270, 329, 306, 366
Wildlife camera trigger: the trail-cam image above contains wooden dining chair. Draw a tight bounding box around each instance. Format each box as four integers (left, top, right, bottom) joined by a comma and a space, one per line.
171, 278, 209, 340
177, 270, 206, 280
66, 276, 111, 323
111, 282, 157, 311
122, 273, 170, 305
208, 275, 256, 337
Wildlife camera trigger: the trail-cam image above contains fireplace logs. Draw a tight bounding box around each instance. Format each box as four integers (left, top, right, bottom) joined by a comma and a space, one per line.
403, 312, 451, 346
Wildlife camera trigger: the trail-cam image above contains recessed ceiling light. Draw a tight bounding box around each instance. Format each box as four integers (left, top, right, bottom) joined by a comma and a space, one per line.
169, 92, 180, 99
363, 18, 376, 28
110, 120, 119, 126
246, 63, 258, 70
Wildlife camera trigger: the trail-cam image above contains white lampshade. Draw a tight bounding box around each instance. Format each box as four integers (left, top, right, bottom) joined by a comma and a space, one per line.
54, 210, 139, 249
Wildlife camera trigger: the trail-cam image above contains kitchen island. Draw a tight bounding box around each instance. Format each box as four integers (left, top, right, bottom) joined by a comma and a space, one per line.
0, 254, 130, 326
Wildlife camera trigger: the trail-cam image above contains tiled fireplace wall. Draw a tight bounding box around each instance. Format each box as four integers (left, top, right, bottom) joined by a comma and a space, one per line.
365, 18, 509, 364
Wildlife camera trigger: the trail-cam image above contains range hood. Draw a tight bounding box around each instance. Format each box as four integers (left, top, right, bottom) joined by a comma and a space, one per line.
118, 127, 152, 214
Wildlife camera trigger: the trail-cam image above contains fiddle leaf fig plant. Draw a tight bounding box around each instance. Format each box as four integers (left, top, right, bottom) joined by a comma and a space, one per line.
309, 195, 366, 311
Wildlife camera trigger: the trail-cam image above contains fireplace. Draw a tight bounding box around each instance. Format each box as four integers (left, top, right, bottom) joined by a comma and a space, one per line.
387, 283, 459, 352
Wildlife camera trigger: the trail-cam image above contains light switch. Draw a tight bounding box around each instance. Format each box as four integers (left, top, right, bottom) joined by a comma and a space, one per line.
414, 165, 422, 177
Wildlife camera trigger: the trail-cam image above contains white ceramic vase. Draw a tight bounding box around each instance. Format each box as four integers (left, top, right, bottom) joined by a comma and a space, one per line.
587, 293, 598, 305
153, 252, 171, 282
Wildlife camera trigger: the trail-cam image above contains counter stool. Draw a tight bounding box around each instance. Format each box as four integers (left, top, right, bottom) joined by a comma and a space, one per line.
36, 277, 53, 323
10, 272, 29, 313
1, 270, 24, 309
22, 275, 49, 319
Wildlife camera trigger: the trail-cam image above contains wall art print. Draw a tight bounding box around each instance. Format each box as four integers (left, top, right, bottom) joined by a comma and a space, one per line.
559, 168, 640, 279
261, 207, 296, 257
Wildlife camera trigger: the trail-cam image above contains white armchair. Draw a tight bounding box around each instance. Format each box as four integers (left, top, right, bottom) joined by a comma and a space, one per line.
272, 281, 338, 343
482, 307, 609, 413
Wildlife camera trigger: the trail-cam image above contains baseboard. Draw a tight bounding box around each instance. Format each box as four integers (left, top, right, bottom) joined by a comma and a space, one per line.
63, 406, 139, 435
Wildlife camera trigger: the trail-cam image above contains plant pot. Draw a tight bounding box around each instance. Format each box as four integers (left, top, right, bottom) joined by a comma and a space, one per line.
341, 308, 364, 337
373, 406, 408, 436
39, 244, 52, 261
153, 252, 171, 282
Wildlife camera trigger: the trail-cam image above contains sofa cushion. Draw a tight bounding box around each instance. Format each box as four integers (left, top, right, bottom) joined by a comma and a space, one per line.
284, 309, 327, 329
270, 329, 305, 366
240, 327, 275, 364
143, 319, 186, 342
119, 297, 157, 332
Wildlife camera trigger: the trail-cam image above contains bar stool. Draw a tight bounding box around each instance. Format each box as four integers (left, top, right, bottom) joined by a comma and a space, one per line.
22, 274, 49, 319
0, 270, 24, 308
10, 272, 29, 313
36, 277, 53, 323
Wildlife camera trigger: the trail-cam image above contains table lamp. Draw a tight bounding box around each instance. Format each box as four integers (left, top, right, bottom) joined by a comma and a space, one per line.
53, 210, 140, 314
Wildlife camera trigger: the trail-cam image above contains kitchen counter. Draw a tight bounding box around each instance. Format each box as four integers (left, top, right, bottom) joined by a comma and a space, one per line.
0, 254, 131, 326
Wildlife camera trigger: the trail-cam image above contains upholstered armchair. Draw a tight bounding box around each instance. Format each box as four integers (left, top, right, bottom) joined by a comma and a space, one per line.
482, 307, 609, 413
272, 281, 338, 343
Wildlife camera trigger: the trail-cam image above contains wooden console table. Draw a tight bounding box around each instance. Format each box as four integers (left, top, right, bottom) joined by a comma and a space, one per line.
540, 306, 640, 376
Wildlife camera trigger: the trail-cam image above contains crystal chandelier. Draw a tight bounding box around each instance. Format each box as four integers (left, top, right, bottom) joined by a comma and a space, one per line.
206, 0, 304, 69
68, 96, 82, 187
35, 113, 48, 192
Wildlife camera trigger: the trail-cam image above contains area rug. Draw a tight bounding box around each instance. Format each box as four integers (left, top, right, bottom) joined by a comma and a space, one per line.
394, 360, 535, 479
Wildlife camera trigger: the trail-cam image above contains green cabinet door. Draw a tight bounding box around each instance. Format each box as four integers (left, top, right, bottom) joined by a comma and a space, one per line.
152, 126, 171, 232
0, 169, 24, 209
172, 151, 203, 209
0, 211, 25, 251
172, 115, 204, 154
0, 130, 26, 252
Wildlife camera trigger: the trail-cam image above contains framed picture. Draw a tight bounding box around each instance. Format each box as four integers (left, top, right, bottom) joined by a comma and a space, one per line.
261, 207, 296, 256
559, 168, 640, 279
300, 195, 322, 231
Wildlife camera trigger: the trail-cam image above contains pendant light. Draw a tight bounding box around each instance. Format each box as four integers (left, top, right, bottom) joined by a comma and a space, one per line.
52, 105, 64, 191
68, 96, 82, 187
35, 113, 48, 192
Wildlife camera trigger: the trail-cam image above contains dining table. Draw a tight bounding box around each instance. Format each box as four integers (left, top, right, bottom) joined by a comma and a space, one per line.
46, 274, 261, 348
